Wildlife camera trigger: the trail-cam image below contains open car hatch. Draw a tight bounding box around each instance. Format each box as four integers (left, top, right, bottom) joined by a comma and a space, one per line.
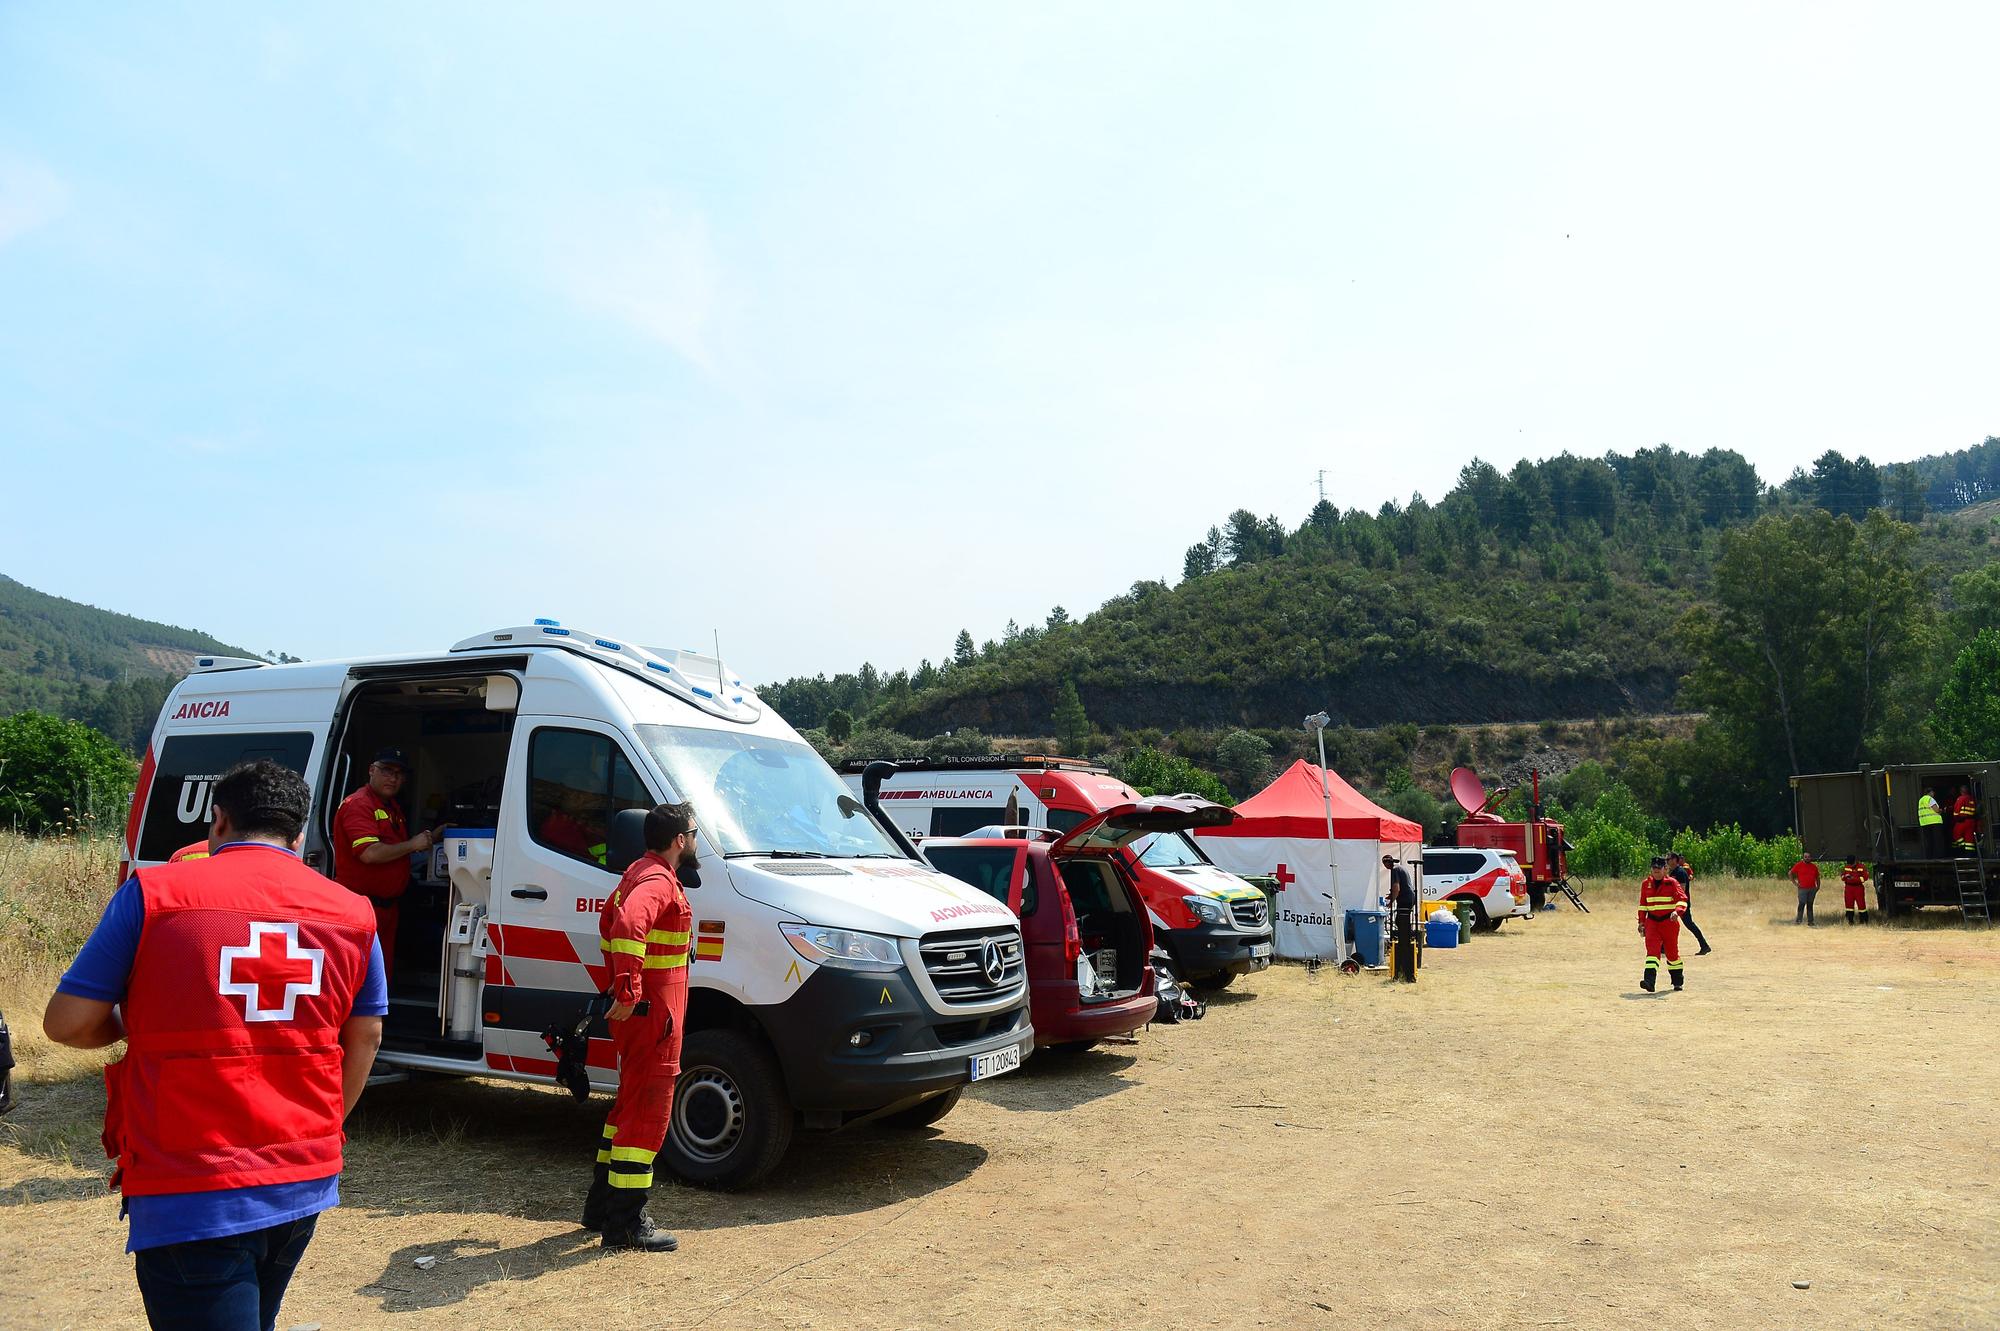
1049, 794, 1237, 856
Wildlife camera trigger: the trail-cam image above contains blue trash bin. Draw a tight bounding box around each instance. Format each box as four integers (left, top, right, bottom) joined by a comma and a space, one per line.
1345, 909, 1386, 967
1425, 916, 1460, 949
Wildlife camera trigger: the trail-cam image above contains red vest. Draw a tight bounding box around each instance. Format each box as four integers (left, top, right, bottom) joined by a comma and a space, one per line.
104, 845, 377, 1197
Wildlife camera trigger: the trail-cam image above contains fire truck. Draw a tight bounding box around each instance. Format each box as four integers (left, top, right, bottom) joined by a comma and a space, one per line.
1448, 766, 1583, 912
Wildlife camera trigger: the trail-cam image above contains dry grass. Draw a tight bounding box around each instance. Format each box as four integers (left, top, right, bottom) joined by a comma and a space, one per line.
0, 831, 122, 1084
2, 862, 1996, 1330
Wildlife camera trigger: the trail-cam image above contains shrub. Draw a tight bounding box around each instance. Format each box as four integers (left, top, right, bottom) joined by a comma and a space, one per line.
0, 711, 137, 835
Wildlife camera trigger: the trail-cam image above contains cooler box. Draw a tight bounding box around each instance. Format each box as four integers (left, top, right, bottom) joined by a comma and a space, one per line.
1425, 917, 1459, 949
1345, 909, 1386, 967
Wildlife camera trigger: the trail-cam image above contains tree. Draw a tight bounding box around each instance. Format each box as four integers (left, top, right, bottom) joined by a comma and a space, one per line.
1183, 541, 1217, 581
1931, 631, 2000, 760
1046, 606, 1070, 630
1053, 680, 1090, 755
1214, 730, 1272, 794
824, 709, 854, 744
1115, 746, 1231, 805
952, 630, 976, 667
1683, 511, 1927, 787
0, 711, 138, 833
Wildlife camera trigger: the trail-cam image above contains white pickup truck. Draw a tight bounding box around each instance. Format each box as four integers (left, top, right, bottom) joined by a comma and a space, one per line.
1421, 846, 1530, 929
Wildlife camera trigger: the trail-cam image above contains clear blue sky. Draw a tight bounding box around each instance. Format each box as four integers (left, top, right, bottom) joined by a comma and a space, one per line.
3, 3, 1995, 682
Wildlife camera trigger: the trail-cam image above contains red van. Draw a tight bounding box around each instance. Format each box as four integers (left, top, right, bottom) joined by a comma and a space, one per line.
920, 796, 1235, 1050
844, 758, 1274, 990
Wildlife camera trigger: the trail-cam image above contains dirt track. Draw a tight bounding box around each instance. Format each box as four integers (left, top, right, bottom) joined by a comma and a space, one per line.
4, 882, 1997, 1330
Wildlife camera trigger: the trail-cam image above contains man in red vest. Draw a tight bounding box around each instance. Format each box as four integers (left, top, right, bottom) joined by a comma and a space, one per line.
332, 748, 443, 977
1950, 784, 1979, 856
44, 760, 386, 1330
580, 801, 696, 1252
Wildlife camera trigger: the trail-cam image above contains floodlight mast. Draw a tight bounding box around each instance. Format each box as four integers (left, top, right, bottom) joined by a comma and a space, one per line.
1303, 711, 1350, 963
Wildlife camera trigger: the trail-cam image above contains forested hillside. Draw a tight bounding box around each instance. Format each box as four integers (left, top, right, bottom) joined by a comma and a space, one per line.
0, 576, 256, 752
767, 439, 2000, 739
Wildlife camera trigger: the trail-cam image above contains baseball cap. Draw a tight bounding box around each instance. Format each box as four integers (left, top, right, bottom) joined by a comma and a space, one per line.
1649, 855, 1667, 868
372, 748, 412, 771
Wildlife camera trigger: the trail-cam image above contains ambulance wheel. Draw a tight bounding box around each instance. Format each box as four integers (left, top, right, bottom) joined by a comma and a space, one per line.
1188, 972, 1236, 992
663, 1029, 794, 1190
879, 1086, 962, 1130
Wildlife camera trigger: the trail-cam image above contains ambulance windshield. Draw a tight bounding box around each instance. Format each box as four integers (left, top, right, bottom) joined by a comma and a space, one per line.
1135, 831, 1212, 868
637, 725, 903, 859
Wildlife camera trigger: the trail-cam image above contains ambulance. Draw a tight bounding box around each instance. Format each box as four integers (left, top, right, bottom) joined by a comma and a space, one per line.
122, 623, 1031, 1190
838, 757, 1274, 988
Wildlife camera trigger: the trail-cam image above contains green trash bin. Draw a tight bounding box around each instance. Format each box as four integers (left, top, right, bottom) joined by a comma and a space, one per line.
1452, 899, 1474, 941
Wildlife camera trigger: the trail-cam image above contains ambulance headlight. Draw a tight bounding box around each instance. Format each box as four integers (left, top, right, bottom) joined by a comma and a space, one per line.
1183, 895, 1229, 925
781, 923, 904, 972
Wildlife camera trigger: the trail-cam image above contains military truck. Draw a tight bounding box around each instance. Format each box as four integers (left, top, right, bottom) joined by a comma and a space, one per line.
1791, 762, 1997, 921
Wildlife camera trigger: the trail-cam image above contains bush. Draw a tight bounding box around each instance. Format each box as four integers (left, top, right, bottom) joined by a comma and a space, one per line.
1375, 786, 1445, 843
1111, 747, 1232, 805
1671, 824, 1805, 878
0, 711, 137, 835
1570, 822, 1650, 878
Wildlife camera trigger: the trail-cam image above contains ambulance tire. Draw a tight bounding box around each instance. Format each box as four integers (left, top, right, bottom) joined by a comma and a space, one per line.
879, 1086, 963, 1130
1187, 972, 1236, 992
662, 1029, 794, 1191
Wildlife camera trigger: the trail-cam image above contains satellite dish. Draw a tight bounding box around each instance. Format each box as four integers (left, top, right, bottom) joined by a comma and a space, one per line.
1449, 766, 1488, 816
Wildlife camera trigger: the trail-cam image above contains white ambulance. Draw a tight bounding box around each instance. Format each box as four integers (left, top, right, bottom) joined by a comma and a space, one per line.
123, 623, 1031, 1190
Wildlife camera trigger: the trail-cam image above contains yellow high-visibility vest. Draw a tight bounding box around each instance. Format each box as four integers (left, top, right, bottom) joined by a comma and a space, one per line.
1918, 793, 1943, 827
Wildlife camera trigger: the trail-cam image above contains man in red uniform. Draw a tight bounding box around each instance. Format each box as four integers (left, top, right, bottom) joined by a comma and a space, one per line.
1840, 855, 1870, 925
1637, 854, 1687, 992
332, 749, 442, 977
44, 760, 385, 1329
581, 801, 697, 1252
1950, 784, 1979, 855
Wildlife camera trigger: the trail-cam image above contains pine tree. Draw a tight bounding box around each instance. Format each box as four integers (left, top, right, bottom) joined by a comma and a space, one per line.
1052, 680, 1090, 755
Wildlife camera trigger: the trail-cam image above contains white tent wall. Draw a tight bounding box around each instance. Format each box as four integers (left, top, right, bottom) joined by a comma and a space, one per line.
1197, 834, 1422, 961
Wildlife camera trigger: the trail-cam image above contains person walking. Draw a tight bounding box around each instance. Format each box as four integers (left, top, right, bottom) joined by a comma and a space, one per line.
1636, 855, 1687, 992
1788, 857, 1821, 926
1918, 788, 1946, 859
1840, 855, 1871, 925
42, 760, 385, 1330
1667, 853, 1712, 955
580, 802, 697, 1252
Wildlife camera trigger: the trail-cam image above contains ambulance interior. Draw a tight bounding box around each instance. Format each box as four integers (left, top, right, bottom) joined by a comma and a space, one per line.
326, 673, 517, 1052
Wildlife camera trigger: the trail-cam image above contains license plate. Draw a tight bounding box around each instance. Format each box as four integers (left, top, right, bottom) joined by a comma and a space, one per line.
970, 1045, 1022, 1082
1249, 942, 1274, 958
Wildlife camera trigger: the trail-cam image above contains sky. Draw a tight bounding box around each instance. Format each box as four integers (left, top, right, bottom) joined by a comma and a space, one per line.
2, 3, 1997, 683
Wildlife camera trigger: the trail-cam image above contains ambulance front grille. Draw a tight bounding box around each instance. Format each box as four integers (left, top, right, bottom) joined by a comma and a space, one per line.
1232, 899, 1269, 932
919, 927, 1025, 1005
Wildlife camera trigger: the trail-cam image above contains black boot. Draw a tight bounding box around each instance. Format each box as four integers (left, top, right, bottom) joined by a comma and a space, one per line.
1671, 969, 1684, 991
1640, 969, 1655, 992
602, 1186, 677, 1252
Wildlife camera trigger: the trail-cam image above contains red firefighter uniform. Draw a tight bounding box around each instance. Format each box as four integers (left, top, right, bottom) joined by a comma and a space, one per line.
595, 852, 692, 1200
1637, 871, 1688, 992
1840, 860, 1870, 923
1951, 791, 1978, 854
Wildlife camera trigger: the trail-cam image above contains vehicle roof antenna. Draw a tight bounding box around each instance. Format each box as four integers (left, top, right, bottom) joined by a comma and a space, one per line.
713, 629, 726, 697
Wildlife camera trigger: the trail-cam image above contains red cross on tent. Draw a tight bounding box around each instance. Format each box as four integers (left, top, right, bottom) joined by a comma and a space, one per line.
1272, 864, 1295, 891
217, 922, 325, 1023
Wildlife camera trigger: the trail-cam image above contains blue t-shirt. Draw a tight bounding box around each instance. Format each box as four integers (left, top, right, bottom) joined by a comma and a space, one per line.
57, 842, 388, 1252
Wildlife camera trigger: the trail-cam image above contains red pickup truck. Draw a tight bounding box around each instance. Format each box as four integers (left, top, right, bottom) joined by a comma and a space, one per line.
921, 796, 1235, 1051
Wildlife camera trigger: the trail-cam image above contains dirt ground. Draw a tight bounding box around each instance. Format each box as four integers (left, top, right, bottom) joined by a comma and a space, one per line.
4, 881, 1996, 1331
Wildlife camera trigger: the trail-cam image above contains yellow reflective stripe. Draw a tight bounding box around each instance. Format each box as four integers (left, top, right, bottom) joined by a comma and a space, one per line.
607, 1171, 652, 1189
608, 1145, 656, 1164
645, 930, 692, 946
602, 1123, 618, 1138
596, 1148, 612, 1163
374, 808, 390, 820
601, 938, 647, 957
351, 836, 381, 849
641, 954, 690, 969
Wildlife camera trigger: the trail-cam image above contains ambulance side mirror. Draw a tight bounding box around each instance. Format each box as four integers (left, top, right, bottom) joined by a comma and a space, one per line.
606, 809, 648, 875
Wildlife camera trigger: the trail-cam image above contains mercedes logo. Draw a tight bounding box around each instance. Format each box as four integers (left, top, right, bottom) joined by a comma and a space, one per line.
979, 939, 1006, 985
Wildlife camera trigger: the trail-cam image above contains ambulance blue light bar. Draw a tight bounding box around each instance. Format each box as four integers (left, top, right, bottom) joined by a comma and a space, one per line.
448, 626, 759, 726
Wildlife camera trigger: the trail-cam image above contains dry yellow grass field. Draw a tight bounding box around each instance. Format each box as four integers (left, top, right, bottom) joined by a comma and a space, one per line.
2, 839, 1996, 1330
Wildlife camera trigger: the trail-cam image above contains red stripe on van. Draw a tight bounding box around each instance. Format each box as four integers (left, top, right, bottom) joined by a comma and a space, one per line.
489, 923, 583, 964
121, 744, 157, 881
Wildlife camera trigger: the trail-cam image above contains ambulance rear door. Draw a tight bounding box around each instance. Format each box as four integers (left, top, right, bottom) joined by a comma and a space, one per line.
130, 671, 329, 871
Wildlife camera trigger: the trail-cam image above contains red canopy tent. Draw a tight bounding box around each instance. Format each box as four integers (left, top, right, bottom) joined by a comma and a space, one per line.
1201, 759, 1421, 842
1193, 760, 1422, 960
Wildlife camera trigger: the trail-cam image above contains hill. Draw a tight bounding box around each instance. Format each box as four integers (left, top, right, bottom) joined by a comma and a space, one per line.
0, 575, 255, 751
765, 438, 2000, 743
